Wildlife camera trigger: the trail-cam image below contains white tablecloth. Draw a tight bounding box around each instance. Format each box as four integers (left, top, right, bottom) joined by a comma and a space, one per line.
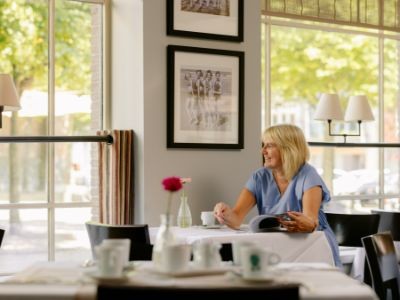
348, 241, 400, 282
0, 261, 378, 300
150, 226, 335, 265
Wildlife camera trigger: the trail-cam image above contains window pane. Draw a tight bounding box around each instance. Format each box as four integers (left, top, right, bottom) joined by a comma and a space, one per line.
55, 143, 96, 203
0, 0, 49, 134
383, 38, 400, 209
0, 209, 47, 273
0, 144, 47, 204
383, 38, 399, 144
383, 196, 400, 210
324, 199, 380, 213
0, 0, 49, 206
54, 0, 103, 135
55, 207, 93, 262
270, 25, 378, 143
384, 149, 400, 195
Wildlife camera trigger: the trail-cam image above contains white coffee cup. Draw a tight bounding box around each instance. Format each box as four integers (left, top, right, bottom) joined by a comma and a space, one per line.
232, 240, 255, 266
101, 238, 131, 267
161, 244, 191, 273
201, 211, 215, 226
240, 245, 281, 279
95, 244, 125, 277
192, 240, 222, 268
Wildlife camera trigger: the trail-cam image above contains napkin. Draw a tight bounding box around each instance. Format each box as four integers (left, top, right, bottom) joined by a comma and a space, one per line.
6, 264, 86, 285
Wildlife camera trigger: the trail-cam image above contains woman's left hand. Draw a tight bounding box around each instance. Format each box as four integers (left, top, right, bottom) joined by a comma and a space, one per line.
278, 211, 317, 233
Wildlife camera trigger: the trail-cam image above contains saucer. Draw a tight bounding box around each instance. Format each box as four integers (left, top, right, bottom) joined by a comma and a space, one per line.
85, 270, 129, 283
203, 225, 222, 229
240, 274, 275, 283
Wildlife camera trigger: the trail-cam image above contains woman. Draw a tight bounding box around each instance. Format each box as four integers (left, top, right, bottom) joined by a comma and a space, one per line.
213, 124, 341, 267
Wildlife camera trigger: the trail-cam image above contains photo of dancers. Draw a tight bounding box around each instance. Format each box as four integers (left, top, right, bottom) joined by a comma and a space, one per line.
180, 67, 232, 131
180, 0, 230, 16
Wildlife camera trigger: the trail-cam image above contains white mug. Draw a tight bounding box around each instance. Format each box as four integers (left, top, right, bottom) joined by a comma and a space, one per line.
201, 211, 215, 226
232, 240, 255, 266
95, 244, 125, 277
161, 244, 191, 273
101, 238, 131, 267
240, 246, 281, 279
192, 241, 222, 268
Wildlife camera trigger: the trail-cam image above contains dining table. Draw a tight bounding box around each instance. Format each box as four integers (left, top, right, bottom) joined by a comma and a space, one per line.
149, 225, 335, 265
0, 260, 378, 300
346, 241, 400, 282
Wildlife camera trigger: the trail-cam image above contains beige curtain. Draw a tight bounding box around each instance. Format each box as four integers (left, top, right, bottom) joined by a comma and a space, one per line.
263, 0, 400, 33
97, 130, 134, 225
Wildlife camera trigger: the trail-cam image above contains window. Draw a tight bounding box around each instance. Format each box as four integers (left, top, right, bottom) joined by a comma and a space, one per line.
0, 0, 109, 272
262, 17, 400, 212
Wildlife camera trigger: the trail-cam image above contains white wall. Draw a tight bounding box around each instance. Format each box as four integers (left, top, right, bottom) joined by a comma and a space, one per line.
112, 0, 261, 225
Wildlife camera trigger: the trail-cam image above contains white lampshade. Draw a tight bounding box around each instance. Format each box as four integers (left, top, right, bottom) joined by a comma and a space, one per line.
314, 93, 344, 120
0, 74, 20, 111
344, 95, 374, 121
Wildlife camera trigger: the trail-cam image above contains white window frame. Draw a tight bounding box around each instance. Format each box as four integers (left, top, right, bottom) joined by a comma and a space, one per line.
0, 0, 111, 261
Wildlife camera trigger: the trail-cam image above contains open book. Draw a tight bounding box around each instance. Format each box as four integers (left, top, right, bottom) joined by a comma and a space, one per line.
248, 214, 290, 233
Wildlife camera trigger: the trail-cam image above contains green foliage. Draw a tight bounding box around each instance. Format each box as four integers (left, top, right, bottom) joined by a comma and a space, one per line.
0, 0, 92, 94
269, 25, 399, 109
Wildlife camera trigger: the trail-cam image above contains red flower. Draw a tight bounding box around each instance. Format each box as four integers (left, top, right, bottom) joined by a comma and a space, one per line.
162, 176, 182, 192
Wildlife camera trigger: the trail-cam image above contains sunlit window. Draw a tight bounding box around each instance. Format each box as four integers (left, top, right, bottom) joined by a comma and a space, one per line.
262, 17, 400, 212
0, 0, 107, 272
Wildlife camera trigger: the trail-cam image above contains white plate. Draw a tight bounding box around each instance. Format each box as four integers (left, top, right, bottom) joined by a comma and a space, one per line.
146, 266, 231, 277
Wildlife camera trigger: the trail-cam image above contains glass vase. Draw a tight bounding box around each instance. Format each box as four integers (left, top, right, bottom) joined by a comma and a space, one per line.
152, 214, 176, 270
177, 195, 192, 228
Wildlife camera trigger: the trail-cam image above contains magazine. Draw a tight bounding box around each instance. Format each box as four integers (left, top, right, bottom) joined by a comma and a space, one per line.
248, 213, 291, 233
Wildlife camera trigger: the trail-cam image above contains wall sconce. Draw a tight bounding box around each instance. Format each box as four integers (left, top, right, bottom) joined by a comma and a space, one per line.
314, 93, 374, 142
0, 74, 20, 129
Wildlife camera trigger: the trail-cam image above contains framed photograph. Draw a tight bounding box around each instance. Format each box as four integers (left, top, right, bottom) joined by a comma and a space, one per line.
167, 0, 244, 42
167, 45, 244, 149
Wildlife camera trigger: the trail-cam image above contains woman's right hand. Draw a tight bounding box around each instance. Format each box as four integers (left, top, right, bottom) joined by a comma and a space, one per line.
213, 202, 242, 229
213, 202, 231, 224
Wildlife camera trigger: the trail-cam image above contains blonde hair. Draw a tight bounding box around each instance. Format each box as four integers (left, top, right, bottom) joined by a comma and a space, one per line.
263, 124, 310, 181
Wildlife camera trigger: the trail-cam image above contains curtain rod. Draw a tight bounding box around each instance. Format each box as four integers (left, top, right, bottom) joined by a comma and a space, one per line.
0, 135, 113, 144
0, 136, 398, 147
309, 142, 400, 148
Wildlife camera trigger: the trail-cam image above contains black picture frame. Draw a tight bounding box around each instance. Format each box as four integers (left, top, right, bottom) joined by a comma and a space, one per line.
167, 0, 244, 42
167, 45, 244, 149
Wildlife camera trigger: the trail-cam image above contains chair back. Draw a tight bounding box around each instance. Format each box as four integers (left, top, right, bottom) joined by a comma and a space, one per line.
97, 285, 300, 300
371, 210, 400, 241
325, 212, 380, 247
85, 222, 153, 261
0, 228, 4, 248
219, 243, 233, 261
362, 232, 400, 300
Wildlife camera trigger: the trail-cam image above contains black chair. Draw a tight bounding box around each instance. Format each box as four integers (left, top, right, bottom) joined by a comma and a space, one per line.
362, 232, 400, 300
85, 222, 153, 261
97, 284, 300, 300
326, 212, 381, 247
0, 228, 4, 248
325, 212, 380, 284
371, 210, 400, 241
219, 243, 233, 261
